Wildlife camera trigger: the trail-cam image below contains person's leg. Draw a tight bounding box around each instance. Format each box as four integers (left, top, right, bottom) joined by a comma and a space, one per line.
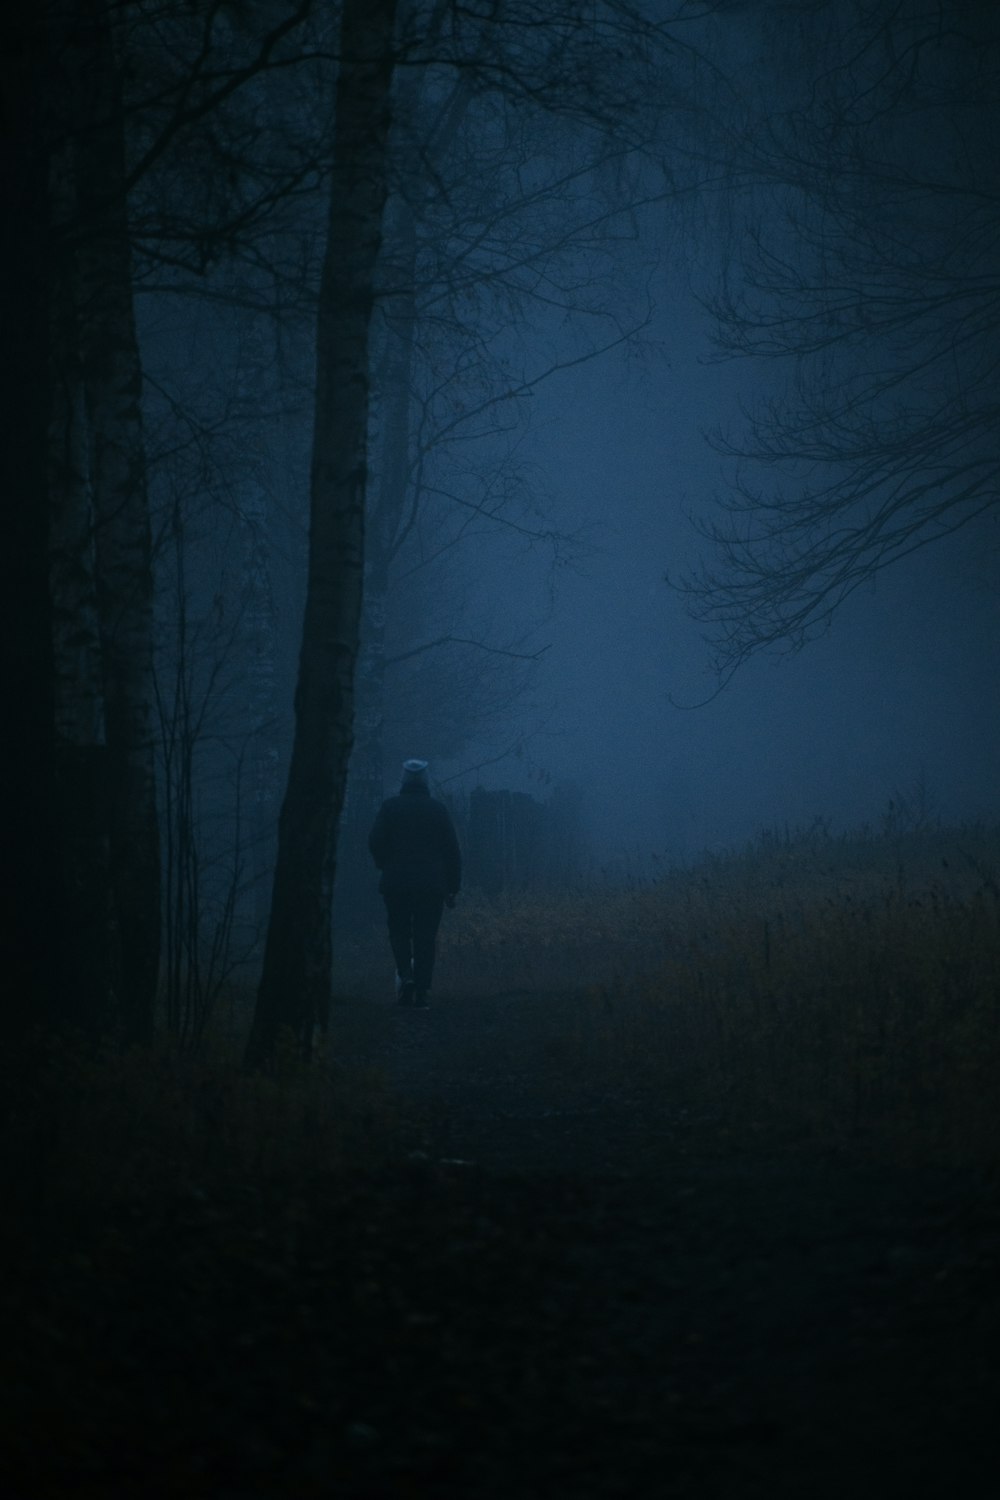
411, 891, 444, 1001
383, 891, 415, 997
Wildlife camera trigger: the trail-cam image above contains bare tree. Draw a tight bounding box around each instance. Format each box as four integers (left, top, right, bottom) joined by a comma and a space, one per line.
247, 0, 697, 1060
0, 9, 56, 1035
344, 1, 679, 845
2, 0, 320, 1035
679, 0, 1000, 677
153, 498, 254, 1051
4, 0, 149, 1034
2, 0, 709, 1054
74, 0, 161, 1039
246, 0, 401, 1067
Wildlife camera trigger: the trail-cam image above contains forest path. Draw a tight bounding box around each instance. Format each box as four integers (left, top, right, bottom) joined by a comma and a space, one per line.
327, 985, 1000, 1494
10, 990, 997, 1498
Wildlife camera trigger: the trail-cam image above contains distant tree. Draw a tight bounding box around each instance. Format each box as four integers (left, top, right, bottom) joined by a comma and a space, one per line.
343, 0, 683, 867
679, 1, 1000, 677
462, 781, 587, 897
353, 189, 617, 785
153, 493, 255, 1051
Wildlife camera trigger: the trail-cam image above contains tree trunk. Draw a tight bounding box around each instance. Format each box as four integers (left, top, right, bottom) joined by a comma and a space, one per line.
247, 0, 399, 1067
74, 0, 160, 1042
4, 1, 160, 1041
0, 11, 62, 1032
47, 188, 117, 1033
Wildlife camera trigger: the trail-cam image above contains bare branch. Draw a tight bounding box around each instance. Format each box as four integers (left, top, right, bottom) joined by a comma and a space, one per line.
385, 634, 549, 668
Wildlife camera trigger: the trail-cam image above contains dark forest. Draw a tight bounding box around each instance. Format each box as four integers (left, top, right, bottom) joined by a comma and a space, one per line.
2, 2, 998, 1493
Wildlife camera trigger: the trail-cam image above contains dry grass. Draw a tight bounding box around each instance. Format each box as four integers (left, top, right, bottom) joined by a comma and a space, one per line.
5, 824, 998, 1500
6, 824, 998, 1207
429, 824, 1000, 1165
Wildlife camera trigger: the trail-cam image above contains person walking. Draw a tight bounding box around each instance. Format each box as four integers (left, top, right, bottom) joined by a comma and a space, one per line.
368, 759, 461, 1007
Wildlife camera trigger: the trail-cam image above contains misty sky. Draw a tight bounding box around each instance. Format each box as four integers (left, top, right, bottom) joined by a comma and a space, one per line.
134, 4, 1000, 875
443, 293, 1000, 861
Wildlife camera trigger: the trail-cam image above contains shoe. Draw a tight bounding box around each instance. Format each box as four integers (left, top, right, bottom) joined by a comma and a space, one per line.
395, 973, 415, 1006
413, 990, 430, 1009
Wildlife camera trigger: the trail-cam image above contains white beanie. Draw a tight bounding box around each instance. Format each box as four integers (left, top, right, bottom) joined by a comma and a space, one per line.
401, 758, 429, 787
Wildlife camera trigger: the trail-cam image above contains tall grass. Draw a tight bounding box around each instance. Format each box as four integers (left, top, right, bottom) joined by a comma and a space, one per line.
420, 824, 1000, 1164
6, 824, 998, 1203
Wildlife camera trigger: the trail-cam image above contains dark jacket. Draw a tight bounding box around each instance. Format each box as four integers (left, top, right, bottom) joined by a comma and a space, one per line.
368, 784, 462, 897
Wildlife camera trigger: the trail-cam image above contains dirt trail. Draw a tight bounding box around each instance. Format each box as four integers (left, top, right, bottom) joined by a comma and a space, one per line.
332, 987, 1000, 1494
8, 989, 998, 1498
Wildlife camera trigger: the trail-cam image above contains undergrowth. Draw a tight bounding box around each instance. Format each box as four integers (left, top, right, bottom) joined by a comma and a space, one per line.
0, 1028, 405, 1239
5, 823, 998, 1210
3, 823, 996, 1500
339, 822, 1000, 1167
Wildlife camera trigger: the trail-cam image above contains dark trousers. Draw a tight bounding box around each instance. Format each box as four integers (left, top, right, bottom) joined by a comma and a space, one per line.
383, 889, 444, 993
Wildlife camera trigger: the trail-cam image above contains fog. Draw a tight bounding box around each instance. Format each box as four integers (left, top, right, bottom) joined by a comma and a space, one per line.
426, 294, 1000, 862
53, 0, 998, 981
287, 0, 1000, 877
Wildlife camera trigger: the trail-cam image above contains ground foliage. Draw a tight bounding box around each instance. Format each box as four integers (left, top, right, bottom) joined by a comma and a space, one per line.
3, 826, 999, 1495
